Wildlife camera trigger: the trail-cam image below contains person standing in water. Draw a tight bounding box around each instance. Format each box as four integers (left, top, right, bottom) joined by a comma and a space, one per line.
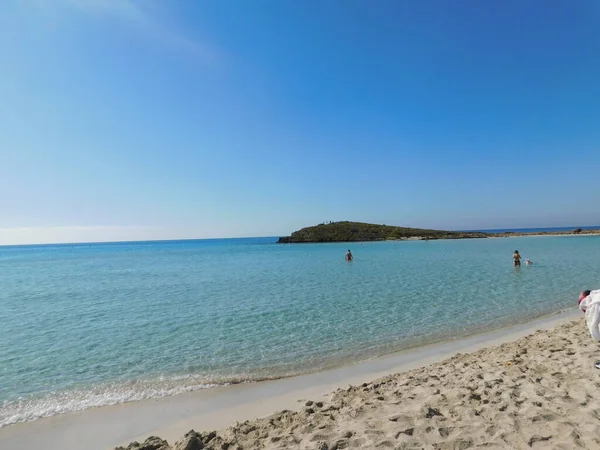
513, 250, 521, 267
345, 249, 353, 261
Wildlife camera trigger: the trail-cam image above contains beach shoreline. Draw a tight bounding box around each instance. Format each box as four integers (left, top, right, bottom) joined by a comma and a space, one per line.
0, 308, 584, 450
490, 232, 600, 239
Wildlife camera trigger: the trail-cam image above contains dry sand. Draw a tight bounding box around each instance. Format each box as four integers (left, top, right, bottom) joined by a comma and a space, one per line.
117, 317, 600, 450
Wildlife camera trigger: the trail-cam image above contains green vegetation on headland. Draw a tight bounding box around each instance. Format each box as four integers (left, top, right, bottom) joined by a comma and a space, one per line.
277, 222, 487, 243
277, 222, 600, 243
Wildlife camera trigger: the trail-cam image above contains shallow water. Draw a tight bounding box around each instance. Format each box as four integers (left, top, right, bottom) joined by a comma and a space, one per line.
1, 235, 598, 426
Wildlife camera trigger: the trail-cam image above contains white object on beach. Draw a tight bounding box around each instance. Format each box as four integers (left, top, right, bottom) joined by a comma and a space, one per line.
579, 289, 600, 341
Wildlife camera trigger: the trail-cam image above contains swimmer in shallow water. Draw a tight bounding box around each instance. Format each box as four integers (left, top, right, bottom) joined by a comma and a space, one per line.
513, 250, 521, 267
525, 258, 532, 265
345, 249, 353, 261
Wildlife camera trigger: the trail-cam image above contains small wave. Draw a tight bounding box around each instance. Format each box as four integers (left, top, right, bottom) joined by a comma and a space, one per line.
0, 368, 308, 428
0, 372, 285, 428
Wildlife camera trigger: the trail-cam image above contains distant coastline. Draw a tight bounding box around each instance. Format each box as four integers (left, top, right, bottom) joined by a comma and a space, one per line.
469, 225, 600, 234
2, 226, 600, 248
277, 221, 600, 243
487, 229, 600, 238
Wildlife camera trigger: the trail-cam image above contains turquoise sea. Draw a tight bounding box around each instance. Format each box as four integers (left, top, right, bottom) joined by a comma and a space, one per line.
1, 235, 599, 427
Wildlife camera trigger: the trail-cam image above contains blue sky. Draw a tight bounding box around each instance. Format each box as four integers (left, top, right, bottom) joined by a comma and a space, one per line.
1, 0, 599, 244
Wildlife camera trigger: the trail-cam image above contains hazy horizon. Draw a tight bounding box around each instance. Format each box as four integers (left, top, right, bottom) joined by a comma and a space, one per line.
1, 222, 599, 246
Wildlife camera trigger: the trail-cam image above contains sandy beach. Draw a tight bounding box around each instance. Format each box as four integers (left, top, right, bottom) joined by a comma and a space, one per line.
4, 309, 599, 450
113, 313, 599, 450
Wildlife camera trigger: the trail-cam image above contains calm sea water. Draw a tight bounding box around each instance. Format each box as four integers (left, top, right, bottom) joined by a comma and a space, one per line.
1, 234, 599, 427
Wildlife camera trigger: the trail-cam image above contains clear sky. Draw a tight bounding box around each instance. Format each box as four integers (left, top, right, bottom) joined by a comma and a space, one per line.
1, 1, 599, 244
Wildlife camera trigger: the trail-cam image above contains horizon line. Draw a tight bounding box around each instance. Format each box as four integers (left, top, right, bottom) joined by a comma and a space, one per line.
1, 224, 599, 248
